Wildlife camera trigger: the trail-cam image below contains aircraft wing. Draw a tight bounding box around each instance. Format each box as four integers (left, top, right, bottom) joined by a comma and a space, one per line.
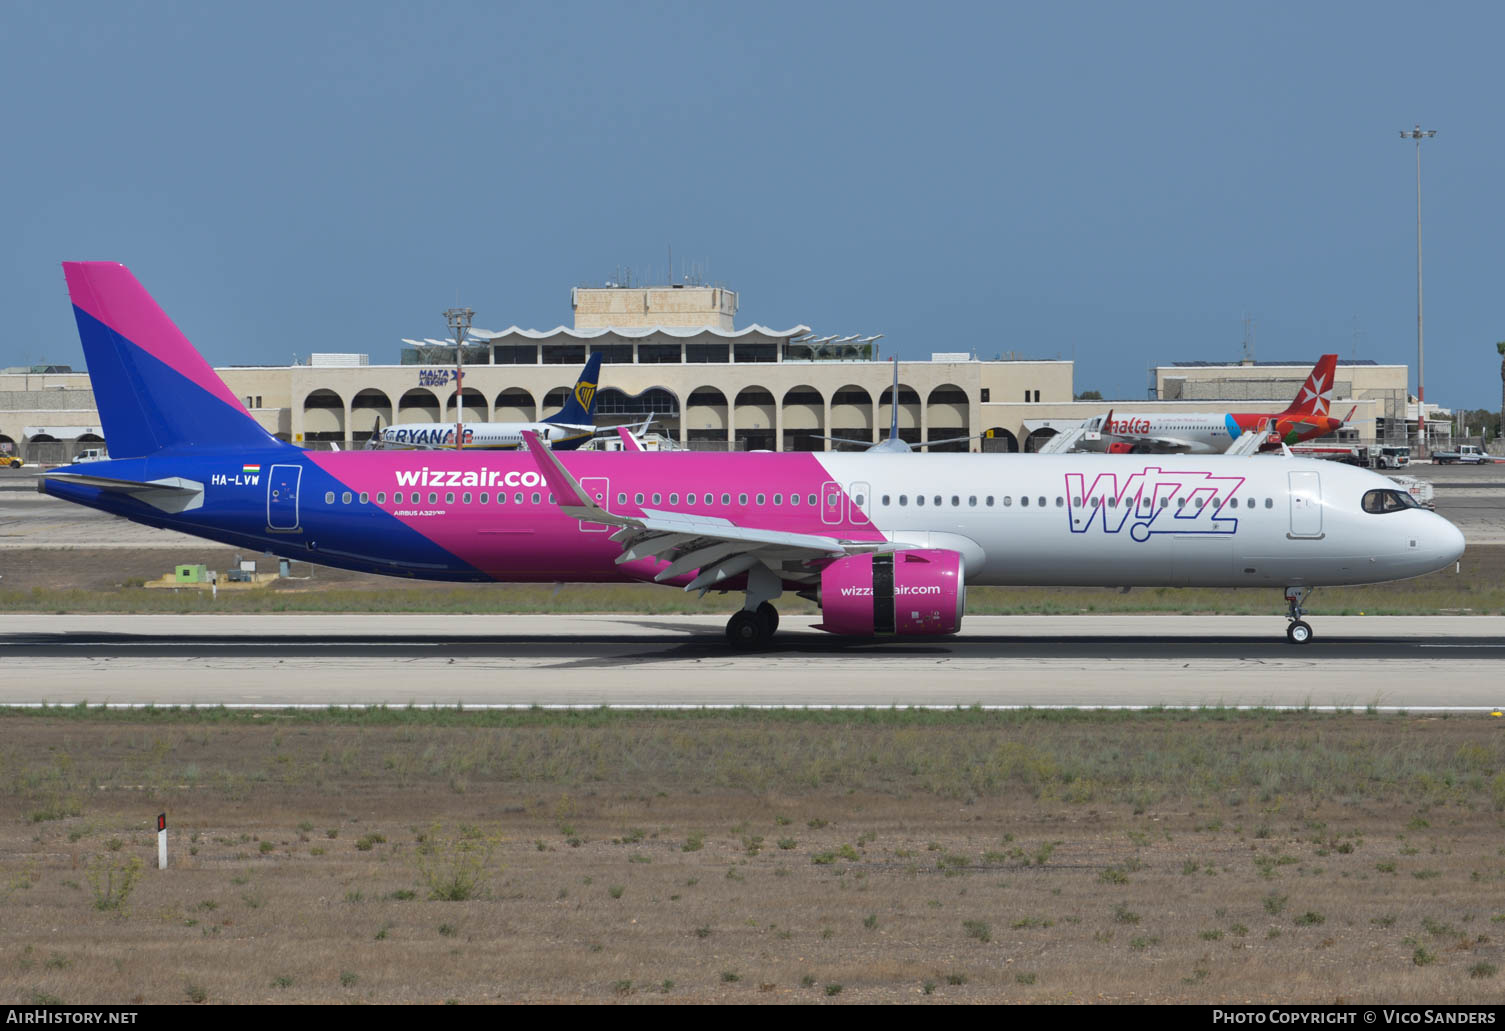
523, 431, 866, 591
807, 433, 884, 448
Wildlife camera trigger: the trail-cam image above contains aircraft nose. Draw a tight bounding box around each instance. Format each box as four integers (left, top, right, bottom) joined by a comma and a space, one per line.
1430, 515, 1466, 568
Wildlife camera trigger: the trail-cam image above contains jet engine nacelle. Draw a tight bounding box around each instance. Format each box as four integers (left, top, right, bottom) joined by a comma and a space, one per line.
816, 549, 965, 637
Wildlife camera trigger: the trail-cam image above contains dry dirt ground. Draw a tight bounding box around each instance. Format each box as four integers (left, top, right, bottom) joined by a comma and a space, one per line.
1, 710, 1502, 1004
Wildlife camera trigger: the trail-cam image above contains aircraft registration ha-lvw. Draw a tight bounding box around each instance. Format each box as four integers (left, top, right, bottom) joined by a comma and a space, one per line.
42, 263, 1465, 646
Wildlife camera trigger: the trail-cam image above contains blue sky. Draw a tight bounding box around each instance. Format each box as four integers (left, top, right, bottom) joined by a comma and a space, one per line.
4, 1, 1502, 409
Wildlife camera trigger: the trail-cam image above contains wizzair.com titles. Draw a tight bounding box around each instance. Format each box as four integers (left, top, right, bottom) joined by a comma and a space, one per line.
838, 584, 943, 598
394, 468, 544, 489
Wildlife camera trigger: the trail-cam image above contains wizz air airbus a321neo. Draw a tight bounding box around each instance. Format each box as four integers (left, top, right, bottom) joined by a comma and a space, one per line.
43, 263, 1465, 647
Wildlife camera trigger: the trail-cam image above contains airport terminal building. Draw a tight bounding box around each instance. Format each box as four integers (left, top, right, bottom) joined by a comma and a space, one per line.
0, 282, 1422, 463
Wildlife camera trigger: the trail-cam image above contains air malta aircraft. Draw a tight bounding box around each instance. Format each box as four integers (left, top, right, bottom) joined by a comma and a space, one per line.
1072, 355, 1353, 455
373, 353, 603, 450
42, 264, 1463, 647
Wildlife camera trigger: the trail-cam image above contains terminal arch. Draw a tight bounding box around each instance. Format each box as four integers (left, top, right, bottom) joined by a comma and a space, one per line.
879, 382, 922, 446
397, 388, 441, 424
493, 388, 536, 422
781, 384, 825, 451
1024, 427, 1058, 453
445, 387, 488, 422
981, 427, 1019, 453
733, 387, 776, 452
301, 388, 345, 438
829, 384, 874, 449
926, 383, 971, 452
350, 389, 392, 442
685, 387, 728, 449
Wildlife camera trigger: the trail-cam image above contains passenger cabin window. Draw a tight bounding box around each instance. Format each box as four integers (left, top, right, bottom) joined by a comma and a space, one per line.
377, 492, 385, 504
360, 492, 369, 504
325, 491, 334, 504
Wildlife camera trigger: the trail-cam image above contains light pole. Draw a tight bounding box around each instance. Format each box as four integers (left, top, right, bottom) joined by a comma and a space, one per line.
1400, 124, 1436, 452
444, 306, 474, 450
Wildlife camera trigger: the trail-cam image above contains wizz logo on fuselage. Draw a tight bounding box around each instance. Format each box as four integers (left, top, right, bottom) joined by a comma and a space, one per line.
1065, 467, 1245, 542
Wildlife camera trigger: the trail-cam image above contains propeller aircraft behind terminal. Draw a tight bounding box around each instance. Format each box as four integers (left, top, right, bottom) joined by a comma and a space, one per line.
42, 263, 1464, 647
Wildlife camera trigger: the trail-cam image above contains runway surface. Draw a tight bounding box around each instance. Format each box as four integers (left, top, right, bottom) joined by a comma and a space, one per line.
4, 614, 1503, 710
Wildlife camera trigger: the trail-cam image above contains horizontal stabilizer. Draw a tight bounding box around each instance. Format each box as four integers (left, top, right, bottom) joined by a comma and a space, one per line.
41, 472, 204, 513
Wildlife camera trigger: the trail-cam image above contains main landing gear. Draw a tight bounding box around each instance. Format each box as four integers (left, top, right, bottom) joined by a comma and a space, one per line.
725, 564, 782, 649
1284, 586, 1314, 645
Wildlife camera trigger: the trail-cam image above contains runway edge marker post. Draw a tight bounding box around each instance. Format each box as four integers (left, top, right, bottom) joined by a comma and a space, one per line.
157, 812, 167, 870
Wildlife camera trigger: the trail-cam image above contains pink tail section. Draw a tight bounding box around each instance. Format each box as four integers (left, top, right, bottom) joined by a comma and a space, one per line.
1284, 354, 1338, 417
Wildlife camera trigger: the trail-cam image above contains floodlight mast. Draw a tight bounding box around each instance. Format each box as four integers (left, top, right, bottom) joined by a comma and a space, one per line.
444, 306, 474, 450
1400, 125, 1437, 452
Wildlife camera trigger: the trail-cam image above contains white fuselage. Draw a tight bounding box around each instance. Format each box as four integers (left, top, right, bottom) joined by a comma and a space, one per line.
807, 453, 1462, 588
1084, 413, 1238, 454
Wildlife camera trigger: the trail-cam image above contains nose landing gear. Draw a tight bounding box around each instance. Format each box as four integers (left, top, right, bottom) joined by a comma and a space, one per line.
1284, 586, 1314, 644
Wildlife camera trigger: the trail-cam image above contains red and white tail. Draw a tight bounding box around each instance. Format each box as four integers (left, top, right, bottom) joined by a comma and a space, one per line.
1284, 354, 1338, 416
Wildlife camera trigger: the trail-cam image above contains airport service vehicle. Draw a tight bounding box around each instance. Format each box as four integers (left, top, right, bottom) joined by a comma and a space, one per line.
1065, 355, 1352, 455
1288, 443, 1408, 469
372, 353, 603, 451
41, 263, 1466, 647
1387, 475, 1434, 509
71, 448, 108, 464
1433, 445, 1488, 465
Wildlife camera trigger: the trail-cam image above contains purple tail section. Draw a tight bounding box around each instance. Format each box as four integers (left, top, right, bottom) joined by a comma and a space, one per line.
63, 262, 281, 456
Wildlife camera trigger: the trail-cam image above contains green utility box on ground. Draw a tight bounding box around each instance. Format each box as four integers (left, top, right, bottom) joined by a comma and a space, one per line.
174, 564, 206, 584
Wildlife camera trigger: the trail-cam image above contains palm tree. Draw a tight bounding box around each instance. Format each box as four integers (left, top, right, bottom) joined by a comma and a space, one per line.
1498, 341, 1505, 442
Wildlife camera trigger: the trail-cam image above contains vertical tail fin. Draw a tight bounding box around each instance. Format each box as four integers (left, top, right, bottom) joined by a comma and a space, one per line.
1283, 354, 1338, 416
887, 356, 900, 443
63, 262, 282, 457
542, 352, 604, 425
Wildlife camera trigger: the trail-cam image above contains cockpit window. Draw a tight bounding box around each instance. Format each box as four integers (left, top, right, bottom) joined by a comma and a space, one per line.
1362, 489, 1419, 514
